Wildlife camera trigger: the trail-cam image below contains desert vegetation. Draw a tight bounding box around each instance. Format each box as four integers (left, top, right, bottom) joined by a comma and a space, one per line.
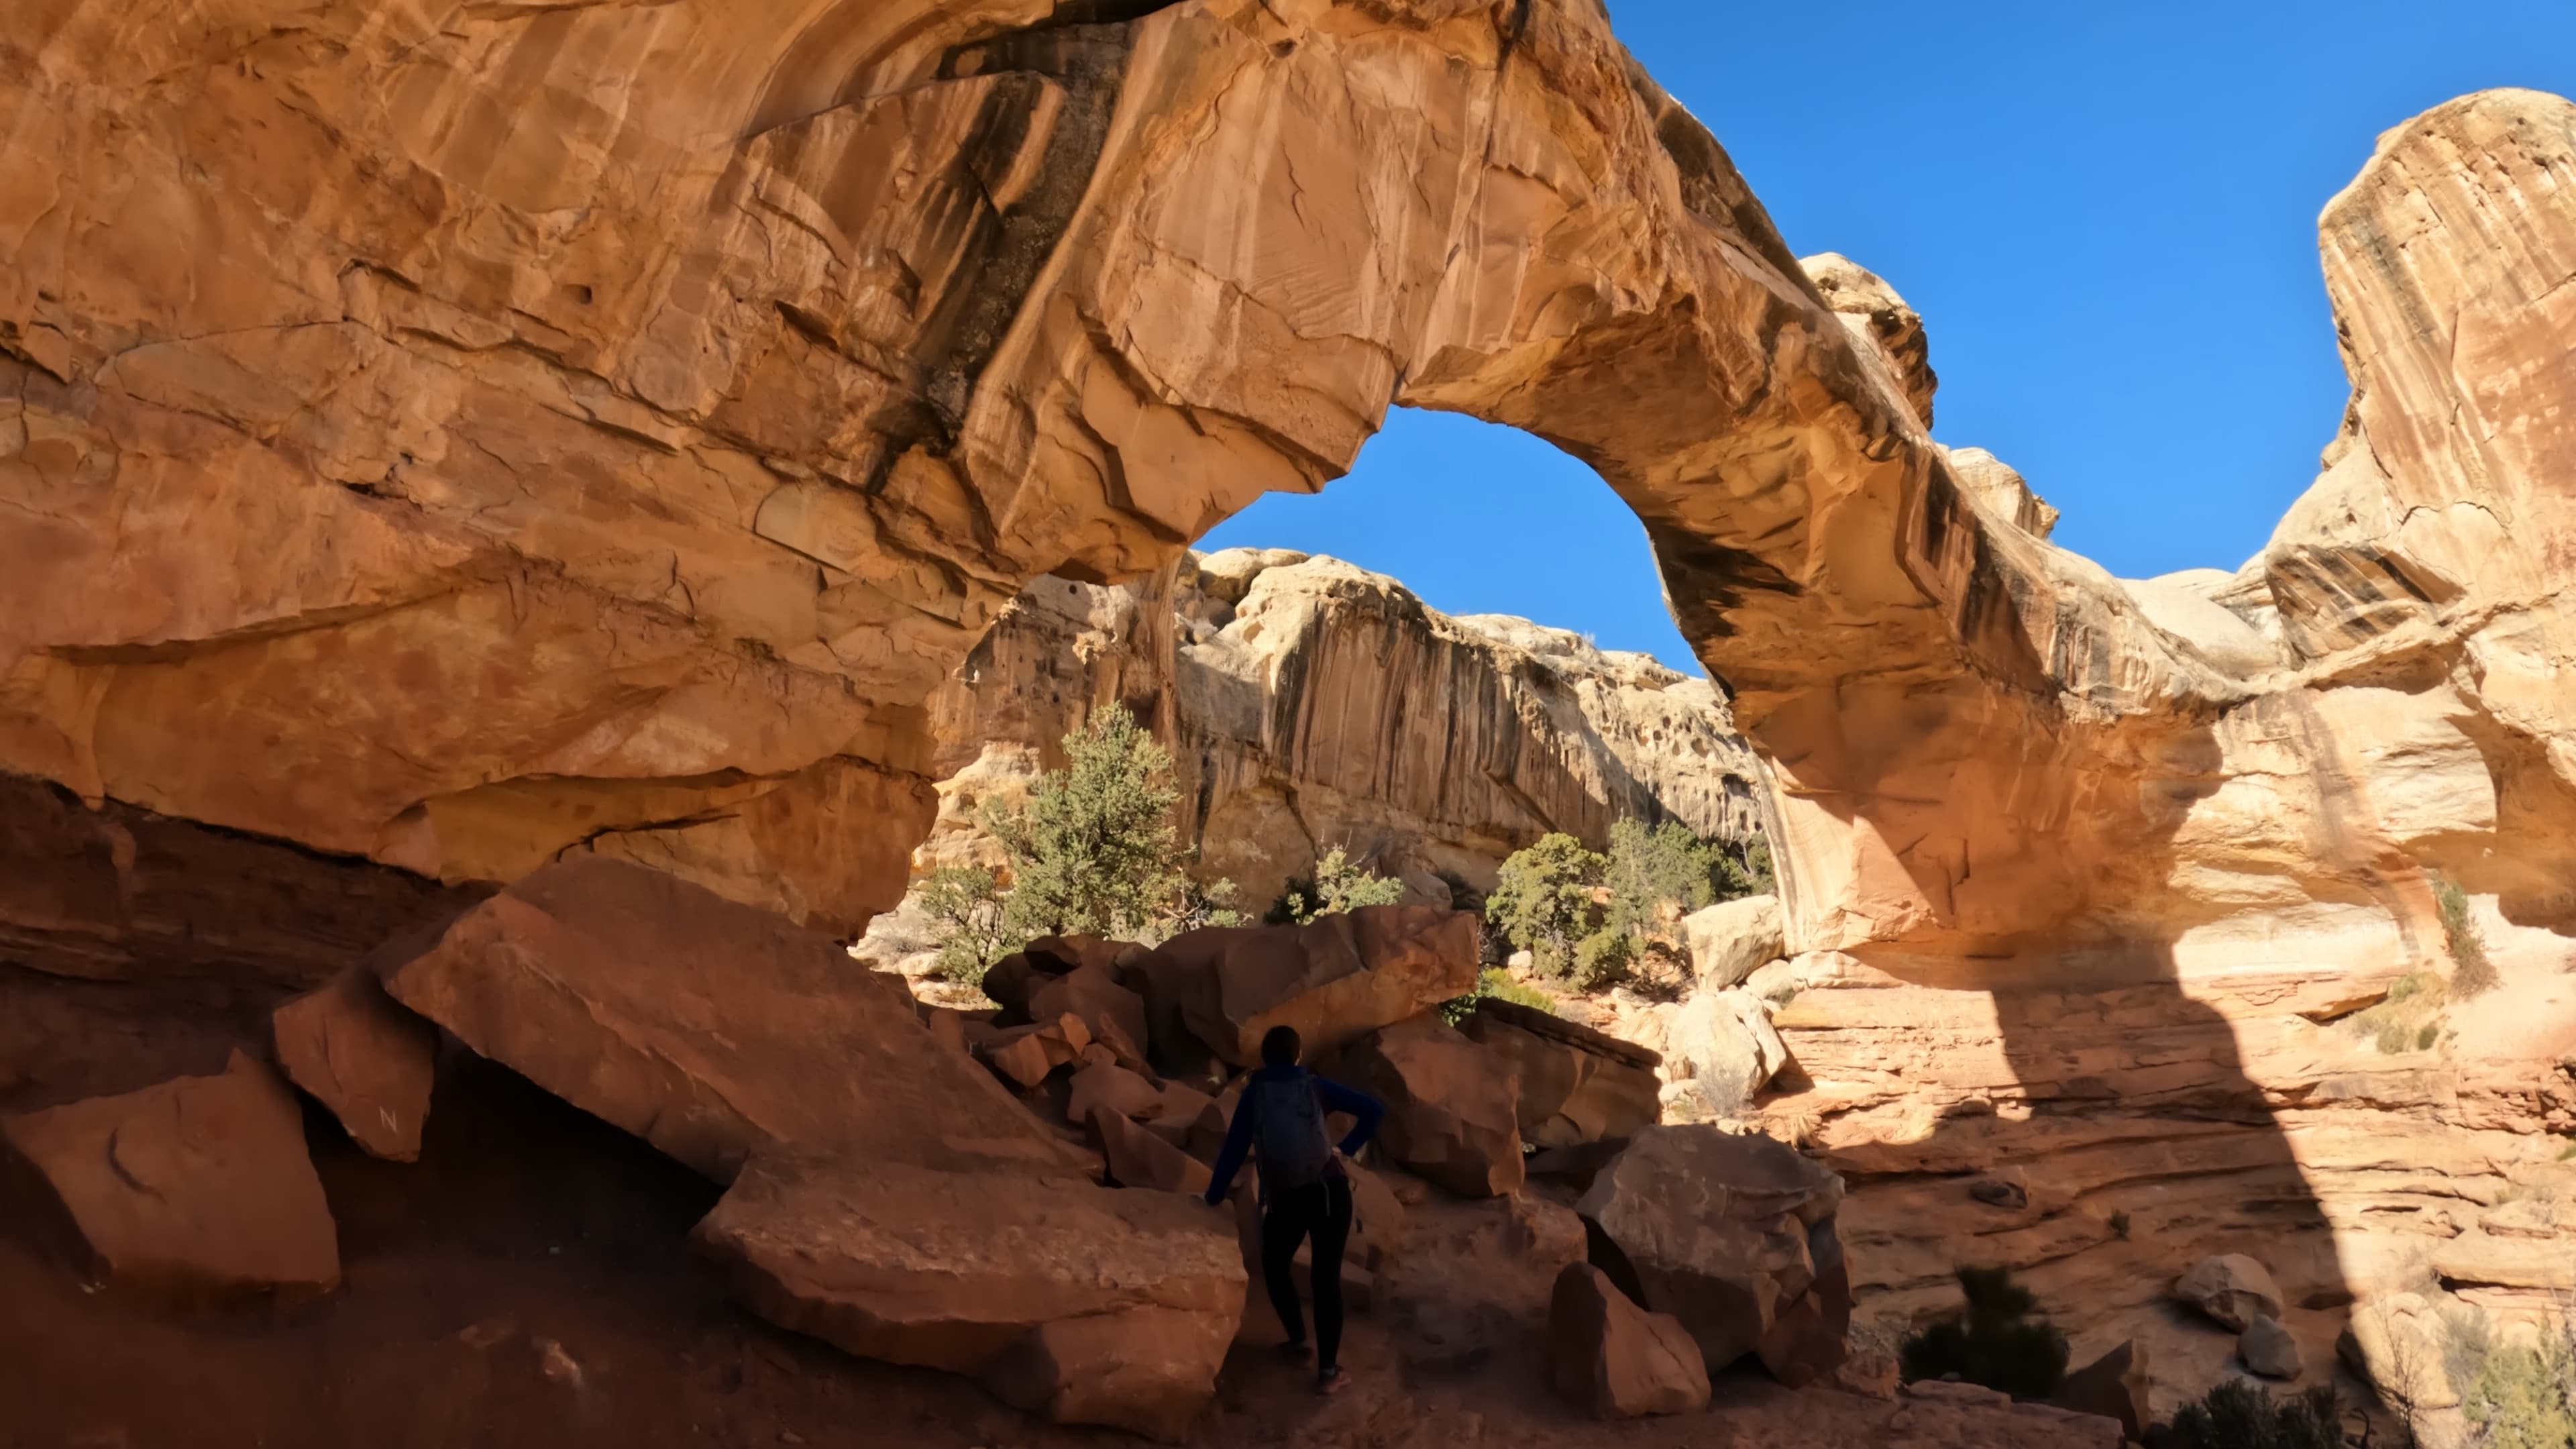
1486, 820, 1769, 992
1897, 1265, 2069, 1399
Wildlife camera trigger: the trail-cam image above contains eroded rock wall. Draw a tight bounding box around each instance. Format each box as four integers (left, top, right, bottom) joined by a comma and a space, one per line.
902, 548, 1767, 914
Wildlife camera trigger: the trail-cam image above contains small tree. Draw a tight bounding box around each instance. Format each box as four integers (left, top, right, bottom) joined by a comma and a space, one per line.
979, 704, 1239, 945
919, 865, 1010, 991
1601, 818, 1719, 940
1487, 833, 1603, 979
2463, 1338, 2576, 1449
1899, 1266, 2070, 1399
1267, 847, 1407, 925
2434, 874, 2499, 998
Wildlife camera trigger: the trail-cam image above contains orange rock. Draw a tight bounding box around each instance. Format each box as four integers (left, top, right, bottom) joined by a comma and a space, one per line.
692, 1153, 1244, 1437
1091, 1108, 1212, 1197
1161, 908, 1479, 1069
1549, 1262, 1711, 1419
1028, 963, 1151, 1069
378, 857, 1079, 1182
1336, 1016, 1523, 1199
1461, 998, 1660, 1148
1576, 1126, 1850, 1387
978, 1014, 1091, 1091
271, 965, 439, 1161
1, 1051, 339, 1303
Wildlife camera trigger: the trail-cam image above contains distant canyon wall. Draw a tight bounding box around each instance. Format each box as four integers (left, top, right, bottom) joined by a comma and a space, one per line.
912, 548, 1769, 912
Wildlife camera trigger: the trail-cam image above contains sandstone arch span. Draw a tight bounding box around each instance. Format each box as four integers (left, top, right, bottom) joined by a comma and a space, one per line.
0, 0, 2226, 967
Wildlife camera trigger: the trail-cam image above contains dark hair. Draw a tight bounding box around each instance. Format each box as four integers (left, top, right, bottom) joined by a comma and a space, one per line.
1260, 1025, 1301, 1067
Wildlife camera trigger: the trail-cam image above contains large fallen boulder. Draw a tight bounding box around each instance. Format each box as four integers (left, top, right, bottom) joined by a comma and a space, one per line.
984, 934, 1136, 1021
1093, 1108, 1212, 1196
1574, 1125, 1850, 1386
692, 1153, 1245, 1439
271, 965, 440, 1161
1682, 894, 1784, 991
1155, 906, 1478, 1068
2174, 1252, 2284, 1332
1550, 1261, 1711, 1418
1660, 989, 1788, 1117
377, 857, 1079, 1182
2051, 1338, 2151, 1440
1029, 963, 1152, 1067
0, 1051, 339, 1302
1334, 1015, 1523, 1197
1462, 997, 1660, 1148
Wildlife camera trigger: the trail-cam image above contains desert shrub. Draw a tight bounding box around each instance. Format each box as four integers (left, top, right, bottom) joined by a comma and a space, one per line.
1266, 846, 1406, 925
2389, 971, 2427, 1003
926, 706, 1238, 969
920, 866, 1010, 991
2377, 1018, 2415, 1054
2441, 1303, 2497, 1398
1898, 1266, 2070, 1399
1487, 833, 1604, 979
1601, 819, 1719, 938
1439, 967, 1556, 1026
2155, 1381, 2341, 1449
1571, 928, 1635, 991
2463, 1339, 2576, 1449
1715, 836, 1776, 899
2436, 874, 2500, 998
2420, 1022, 2442, 1051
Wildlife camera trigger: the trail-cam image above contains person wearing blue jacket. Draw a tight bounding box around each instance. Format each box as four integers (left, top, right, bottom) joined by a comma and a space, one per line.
1202, 1024, 1386, 1395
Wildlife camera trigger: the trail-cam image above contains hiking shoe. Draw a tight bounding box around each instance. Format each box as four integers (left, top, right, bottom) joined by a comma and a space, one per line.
1315, 1366, 1348, 1397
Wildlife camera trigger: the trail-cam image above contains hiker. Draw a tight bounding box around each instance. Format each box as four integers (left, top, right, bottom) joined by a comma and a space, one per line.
1202, 1024, 1387, 1395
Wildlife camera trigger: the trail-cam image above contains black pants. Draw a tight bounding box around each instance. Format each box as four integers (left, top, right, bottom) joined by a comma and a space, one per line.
1260, 1177, 1353, 1372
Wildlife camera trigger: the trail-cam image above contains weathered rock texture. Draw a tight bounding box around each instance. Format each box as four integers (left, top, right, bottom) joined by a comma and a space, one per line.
0, 1050, 339, 1302
894, 550, 1771, 919
379, 857, 1082, 1182
5, 0, 2576, 1425
270, 966, 440, 1161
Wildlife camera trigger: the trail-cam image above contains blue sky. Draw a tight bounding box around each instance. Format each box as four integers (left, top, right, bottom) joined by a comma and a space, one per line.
1201, 1, 2576, 674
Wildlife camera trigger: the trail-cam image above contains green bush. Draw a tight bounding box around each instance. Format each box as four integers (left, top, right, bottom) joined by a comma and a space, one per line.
1266, 846, 1406, 925
2463, 1338, 2576, 1449
919, 865, 1010, 991
925, 706, 1239, 970
1898, 1267, 2070, 1399
1439, 967, 1556, 1026
1601, 819, 1719, 938
1571, 928, 1635, 991
2419, 1022, 2442, 1051
2154, 1381, 2341, 1449
1487, 833, 1603, 979
2435, 874, 2500, 998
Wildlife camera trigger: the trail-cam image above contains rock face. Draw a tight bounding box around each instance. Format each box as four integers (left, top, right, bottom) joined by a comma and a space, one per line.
1335, 1016, 1526, 1199
270, 967, 440, 1162
0, 1051, 339, 1302
1800, 253, 1937, 428
2051, 1340, 2152, 1442
1162, 906, 1481, 1068
889, 550, 1773, 921
1575, 1126, 1851, 1387
692, 1153, 1244, 1440
1460, 998, 1662, 1148
378, 857, 1079, 1183
1549, 1260, 1712, 1418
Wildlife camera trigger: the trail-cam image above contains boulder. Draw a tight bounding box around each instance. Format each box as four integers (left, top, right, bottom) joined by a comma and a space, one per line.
2174, 1253, 2284, 1332
1550, 1262, 1711, 1419
1344, 1159, 1407, 1273
1067, 1059, 1167, 1128
1148, 1079, 1226, 1157
1093, 1108, 1212, 1197
1682, 894, 1784, 991
0, 1051, 339, 1302
692, 1153, 1245, 1438
2240, 1313, 2302, 1379
1162, 906, 1479, 1067
1575, 1126, 1850, 1386
1527, 1138, 1630, 1195
270, 965, 440, 1161
1028, 961, 1152, 1067
983, 934, 1134, 1021
378, 857, 1080, 1182
1829, 1346, 1900, 1399
2051, 1338, 2151, 1440
979, 1014, 1092, 1090
1334, 1016, 1523, 1198
1660, 989, 1789, 1116
1462, 998, 1661, 1148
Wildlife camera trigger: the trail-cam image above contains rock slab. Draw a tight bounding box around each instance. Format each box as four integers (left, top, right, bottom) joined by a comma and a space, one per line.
1549, 1261, 1711, 1419
1462, 998, 1660, 1148
1163, 907, 1478, 1067
692, 1153, 1245, 1439
0, 1050, 339, 1302
1575, 1126, 1850, 1386
379, 857, 1076, 1182
272, 965, 440, 1161
1334, 1015, 1524, 1198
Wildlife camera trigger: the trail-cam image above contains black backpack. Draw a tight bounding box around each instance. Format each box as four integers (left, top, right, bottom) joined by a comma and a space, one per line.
1248, 1070, 1337, 1191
